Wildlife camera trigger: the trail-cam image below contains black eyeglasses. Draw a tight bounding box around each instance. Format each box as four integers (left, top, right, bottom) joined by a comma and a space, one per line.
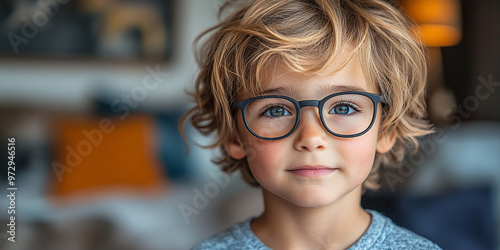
233, 91, 384, 140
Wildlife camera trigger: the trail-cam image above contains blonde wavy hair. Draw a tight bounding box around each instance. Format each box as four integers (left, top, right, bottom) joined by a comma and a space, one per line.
180, 0, 433, 190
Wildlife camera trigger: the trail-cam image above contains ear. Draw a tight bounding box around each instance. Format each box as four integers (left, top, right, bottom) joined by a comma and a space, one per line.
225, 132, 246, 160
376, 130, 397, 154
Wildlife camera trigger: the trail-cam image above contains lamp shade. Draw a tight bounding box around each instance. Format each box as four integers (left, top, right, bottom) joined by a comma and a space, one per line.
401, 0, 462, 47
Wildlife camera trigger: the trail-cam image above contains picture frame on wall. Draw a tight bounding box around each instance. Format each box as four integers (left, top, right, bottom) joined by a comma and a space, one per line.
0, 0, 175, 62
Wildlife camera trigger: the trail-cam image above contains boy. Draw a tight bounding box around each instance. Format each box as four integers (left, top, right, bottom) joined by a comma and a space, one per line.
182, 0, 441, 249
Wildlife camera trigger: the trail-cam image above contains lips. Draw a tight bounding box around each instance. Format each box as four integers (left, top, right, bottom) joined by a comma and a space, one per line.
286, 166, 338, 177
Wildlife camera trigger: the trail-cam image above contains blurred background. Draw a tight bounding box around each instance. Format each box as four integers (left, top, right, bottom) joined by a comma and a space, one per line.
0, 0, 498, 249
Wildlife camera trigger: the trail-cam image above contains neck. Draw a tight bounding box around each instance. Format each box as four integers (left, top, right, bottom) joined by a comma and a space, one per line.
251, 187, 371, 250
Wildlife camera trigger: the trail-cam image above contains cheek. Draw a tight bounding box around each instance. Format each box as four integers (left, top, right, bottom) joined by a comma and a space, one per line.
245, 140, 286, 171
236, 118, 287, 173
336, 134, 378, 175
241, 139, 290, 188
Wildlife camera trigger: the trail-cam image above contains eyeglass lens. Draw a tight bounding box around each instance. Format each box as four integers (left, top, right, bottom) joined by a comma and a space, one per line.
243, 94, 375, 139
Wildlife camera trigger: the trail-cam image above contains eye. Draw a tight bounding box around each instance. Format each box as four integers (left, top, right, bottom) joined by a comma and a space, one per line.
263, 106, 292, 117
328, 102, 358, 115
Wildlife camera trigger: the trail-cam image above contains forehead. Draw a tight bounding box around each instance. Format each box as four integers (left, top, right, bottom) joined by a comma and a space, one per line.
258, 54, 377, 99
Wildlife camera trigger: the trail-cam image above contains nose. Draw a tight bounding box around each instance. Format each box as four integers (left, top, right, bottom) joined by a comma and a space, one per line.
293, 108, 328, 152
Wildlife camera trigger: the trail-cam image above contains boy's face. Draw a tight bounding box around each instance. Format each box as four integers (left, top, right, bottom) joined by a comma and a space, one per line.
227, 55, 395, 208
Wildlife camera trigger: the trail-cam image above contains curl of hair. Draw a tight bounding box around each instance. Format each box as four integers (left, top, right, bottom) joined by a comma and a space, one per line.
180, 0, 433, 190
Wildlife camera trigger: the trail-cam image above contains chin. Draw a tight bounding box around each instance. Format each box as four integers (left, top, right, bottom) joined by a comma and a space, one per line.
289, 197, 336, 208
286, 184, 363, 208
285, 191, 341, 208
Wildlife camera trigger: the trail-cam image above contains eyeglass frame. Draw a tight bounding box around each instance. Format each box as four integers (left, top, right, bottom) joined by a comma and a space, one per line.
233, 91, 386, 140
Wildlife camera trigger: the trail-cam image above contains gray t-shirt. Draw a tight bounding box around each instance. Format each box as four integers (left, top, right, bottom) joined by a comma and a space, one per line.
192, 210, 442, 249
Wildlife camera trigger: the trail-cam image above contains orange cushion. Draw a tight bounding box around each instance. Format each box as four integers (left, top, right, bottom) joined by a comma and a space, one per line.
49, 114, 167, 199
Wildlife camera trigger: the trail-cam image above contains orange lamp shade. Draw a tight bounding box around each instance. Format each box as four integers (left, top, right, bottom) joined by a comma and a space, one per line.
401, 0, 462, 47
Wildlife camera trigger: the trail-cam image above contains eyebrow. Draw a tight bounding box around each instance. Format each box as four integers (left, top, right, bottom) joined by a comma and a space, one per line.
317, 85, 369, 95
258, 86, 301, 96
258, 84, 370, 97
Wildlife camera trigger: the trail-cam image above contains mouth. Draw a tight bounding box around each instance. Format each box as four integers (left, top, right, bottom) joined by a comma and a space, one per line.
286, 166, 338, 177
